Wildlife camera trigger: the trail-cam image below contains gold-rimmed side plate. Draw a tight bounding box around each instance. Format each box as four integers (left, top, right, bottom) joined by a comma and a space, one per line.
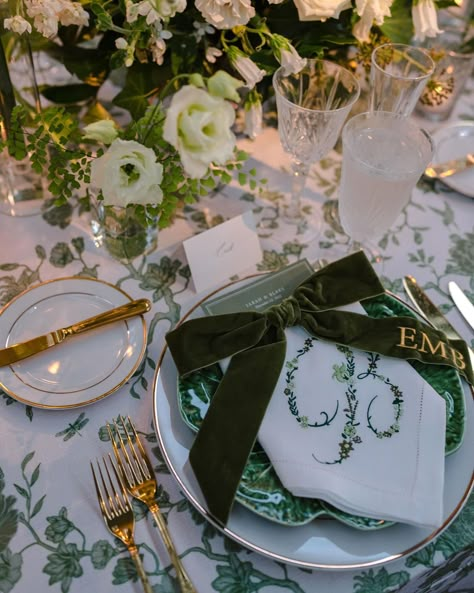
0, 277, 147, 409
152, 273, 474, 570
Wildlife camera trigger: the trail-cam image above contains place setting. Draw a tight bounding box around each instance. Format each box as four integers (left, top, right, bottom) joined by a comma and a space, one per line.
153, 250, 474, 570
0, 1, 473, 591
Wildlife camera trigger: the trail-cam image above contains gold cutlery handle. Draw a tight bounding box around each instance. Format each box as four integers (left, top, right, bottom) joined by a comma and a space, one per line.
129, 546, 154, 593
67, 299, 151, 335
150, 506, 197, 593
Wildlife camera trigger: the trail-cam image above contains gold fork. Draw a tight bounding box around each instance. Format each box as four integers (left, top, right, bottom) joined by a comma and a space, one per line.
107, 416, 197, 593
90, 455, 153, 593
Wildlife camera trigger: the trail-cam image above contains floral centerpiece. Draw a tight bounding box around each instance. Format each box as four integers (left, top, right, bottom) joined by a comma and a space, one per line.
0, 0, 450, 244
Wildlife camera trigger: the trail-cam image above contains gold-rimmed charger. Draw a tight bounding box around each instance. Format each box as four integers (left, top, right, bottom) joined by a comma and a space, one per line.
152, 273, 474, 570
0, 277, 147, 409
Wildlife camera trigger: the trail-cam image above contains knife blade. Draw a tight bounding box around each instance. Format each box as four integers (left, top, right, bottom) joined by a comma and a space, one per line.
424, 153, 474, 179
403, 275, 474, 370
0, 298, 151, 367
402, 275, 462, 341
448, 281, 474, 331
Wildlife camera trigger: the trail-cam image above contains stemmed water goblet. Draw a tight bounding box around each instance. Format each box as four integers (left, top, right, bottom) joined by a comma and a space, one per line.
337, 111, 434, 264
272, 59, 360, 241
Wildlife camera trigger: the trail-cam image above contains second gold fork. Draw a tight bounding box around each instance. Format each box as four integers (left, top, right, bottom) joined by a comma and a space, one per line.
108, 416, 197, 593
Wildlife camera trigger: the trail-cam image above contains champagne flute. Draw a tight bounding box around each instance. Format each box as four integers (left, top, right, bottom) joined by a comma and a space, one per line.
272, 59, 360, 240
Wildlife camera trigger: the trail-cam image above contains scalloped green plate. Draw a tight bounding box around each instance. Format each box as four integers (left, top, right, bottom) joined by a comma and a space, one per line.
177, 293, 465, 530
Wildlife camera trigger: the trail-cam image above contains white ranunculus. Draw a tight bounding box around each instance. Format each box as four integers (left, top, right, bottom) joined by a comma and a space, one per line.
4, 15, 32, 34
195, 0, 255, 29
90, 139, 164, 207
83, 120, 119, 144
163, 85, 236, 178
293, 0, 351, 22
412, 0, 442, 42
353, 0, 393, 42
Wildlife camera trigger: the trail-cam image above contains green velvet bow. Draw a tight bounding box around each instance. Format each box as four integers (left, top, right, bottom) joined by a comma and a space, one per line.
165, 251, 473, 526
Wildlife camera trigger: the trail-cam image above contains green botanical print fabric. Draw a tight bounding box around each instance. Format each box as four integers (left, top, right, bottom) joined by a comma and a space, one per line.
0, 89, 473, 593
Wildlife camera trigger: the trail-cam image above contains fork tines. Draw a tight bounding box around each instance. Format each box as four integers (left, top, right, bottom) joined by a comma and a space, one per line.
107, 416, 153, 486
90, 454, 132, 521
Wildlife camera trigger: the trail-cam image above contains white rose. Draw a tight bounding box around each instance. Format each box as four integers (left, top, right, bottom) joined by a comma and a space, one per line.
90, 139, 164, 207
353, 0, 393, 41
163, 85, 236, 178
195, 0, 255, 29
83, 120, 119, 144
293, 0, 351, 22
412, 0, 443, 42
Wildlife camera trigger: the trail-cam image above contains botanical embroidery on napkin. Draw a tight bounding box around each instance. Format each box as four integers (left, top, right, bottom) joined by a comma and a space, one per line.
284, 340, 405, 465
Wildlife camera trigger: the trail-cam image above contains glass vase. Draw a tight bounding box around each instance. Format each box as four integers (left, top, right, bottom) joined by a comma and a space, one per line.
91, 201, 159, 263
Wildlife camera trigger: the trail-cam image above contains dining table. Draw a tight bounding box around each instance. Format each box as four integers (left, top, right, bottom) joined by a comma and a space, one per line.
0, 74, 473, 593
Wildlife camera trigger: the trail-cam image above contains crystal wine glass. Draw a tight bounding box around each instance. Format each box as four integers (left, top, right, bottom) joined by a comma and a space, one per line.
272, 59, 360, 239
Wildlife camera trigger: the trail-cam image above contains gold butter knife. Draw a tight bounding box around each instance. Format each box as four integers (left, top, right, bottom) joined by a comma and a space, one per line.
0, 298, 151, 367
424, 153, 474, 179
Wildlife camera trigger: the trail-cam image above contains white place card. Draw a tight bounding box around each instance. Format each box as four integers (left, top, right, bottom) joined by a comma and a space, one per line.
183, 210, 263, 294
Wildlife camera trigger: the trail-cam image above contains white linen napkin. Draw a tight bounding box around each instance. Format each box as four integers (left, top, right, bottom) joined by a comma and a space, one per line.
252, 302, 447, 529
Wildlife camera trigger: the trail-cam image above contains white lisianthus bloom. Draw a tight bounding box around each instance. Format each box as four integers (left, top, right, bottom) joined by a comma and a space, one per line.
83, 120, 119, 144
293, 0, 351, 22
353, 0, 393, 42
91, 139, 164, 207
163, 85, 236, 178
227, 47, 266, 88
195, 0, 255, 29
207, 70, 243, 102
4, 15, 32, 34
412, 0, 442, 41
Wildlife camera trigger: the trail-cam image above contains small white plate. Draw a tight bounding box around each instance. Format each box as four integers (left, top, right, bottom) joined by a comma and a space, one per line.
0, 277, 147, 409
153, 276, 474, 570
432, 122, 474, 198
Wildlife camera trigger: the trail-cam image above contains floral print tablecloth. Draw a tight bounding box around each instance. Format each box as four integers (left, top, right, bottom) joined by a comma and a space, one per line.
0, 81, 473, 593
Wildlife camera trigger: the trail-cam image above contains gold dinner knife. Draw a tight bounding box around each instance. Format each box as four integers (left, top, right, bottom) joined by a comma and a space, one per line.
0, 298, 151, 367
424, 153, 474, 179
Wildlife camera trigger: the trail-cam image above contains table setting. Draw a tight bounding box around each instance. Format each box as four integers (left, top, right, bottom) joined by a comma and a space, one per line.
0, 1, 474, 592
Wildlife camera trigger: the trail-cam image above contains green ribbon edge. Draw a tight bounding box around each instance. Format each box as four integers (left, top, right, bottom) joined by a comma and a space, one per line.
165, 252, 473, 526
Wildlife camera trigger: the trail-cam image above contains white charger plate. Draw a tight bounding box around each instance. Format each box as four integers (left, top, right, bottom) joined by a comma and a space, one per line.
152, 276, 474, 570
0, 277, 147, 409
432, 122, 474, 198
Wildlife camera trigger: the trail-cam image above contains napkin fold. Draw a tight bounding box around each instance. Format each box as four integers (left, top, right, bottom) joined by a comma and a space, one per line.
255, 306, 446, 529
